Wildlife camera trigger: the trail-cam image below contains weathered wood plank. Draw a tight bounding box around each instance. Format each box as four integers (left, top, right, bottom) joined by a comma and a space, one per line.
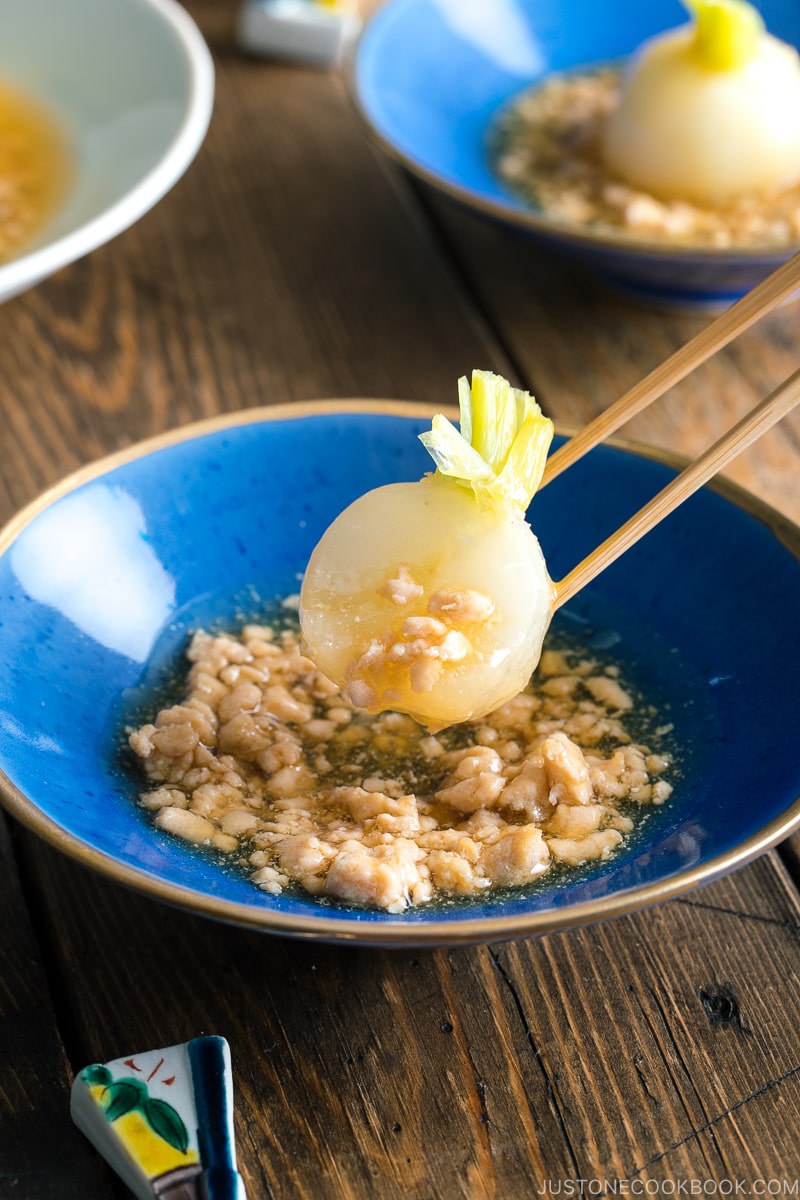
0, 51, 507, 518
0, 815, 115, 1198
15, 837, 800, 1193
0, 14, 504, 1195
2, 3, 799, 1195
782, 831, 800, 891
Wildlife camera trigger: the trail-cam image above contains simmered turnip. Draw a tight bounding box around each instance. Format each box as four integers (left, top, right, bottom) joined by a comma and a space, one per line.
602, 0, 800, 204
299, 371, 555, 729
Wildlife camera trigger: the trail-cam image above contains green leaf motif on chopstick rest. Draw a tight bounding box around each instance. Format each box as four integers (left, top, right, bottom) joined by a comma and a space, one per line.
80, 1064, 113, 1088
142, 1096, 190, 1154
102, 1079, 148, 1121
81, 1067, 191, 1154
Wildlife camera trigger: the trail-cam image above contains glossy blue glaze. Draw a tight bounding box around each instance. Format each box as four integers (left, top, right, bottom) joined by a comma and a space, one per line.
352, 0, 800, 311
0, 407, 798, 944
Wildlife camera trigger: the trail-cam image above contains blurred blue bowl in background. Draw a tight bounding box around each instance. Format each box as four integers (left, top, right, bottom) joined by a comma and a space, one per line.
351, 0, 800, 312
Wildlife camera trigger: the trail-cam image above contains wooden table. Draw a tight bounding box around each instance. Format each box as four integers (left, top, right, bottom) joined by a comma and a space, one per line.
2, 3, 800, 1194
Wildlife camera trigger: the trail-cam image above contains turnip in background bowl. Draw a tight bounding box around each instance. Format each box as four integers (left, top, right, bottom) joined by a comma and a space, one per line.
351, 0, 800, 312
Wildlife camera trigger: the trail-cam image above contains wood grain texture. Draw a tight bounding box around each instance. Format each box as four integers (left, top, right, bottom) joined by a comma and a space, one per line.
555, 365, 800, 605
0, 35, 507, 520
782, 832, 800, 889
540, 250, 800, 487
1, 2, 799, 1196
15, 837, 800, 1193
0, 815, 114, 1198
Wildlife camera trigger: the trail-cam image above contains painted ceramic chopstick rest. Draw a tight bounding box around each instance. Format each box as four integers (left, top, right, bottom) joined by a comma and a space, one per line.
70, 1035, 246, 1199
235, 0, 361, 67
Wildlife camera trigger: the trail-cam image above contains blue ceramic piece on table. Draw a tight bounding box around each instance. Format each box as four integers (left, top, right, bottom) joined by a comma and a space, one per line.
0, 402, 798, 946
351, 0, 800, 312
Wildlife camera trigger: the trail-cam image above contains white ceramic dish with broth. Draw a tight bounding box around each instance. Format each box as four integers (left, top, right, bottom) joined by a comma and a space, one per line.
0, 0, 214, 303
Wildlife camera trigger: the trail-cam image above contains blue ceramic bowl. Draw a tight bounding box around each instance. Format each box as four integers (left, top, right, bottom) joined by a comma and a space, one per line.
1, 401, 799, 946
352, 0, 800, 312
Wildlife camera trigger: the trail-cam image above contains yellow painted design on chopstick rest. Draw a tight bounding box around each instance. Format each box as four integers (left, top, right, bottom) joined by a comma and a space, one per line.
85, 1073, 199, 1179
91, 1090, 200, 1177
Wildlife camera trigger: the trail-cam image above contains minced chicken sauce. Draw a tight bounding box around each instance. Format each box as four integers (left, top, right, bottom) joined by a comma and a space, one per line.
491, 67, 800, 249
128, 617, 674, 914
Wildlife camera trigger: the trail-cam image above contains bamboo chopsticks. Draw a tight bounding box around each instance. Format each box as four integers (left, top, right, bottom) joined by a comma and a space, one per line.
547, 250, 800, 609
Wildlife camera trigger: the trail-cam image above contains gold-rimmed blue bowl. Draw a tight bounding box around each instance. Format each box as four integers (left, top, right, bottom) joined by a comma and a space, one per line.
0, 401, 799, 945
351, 0, 800, 312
